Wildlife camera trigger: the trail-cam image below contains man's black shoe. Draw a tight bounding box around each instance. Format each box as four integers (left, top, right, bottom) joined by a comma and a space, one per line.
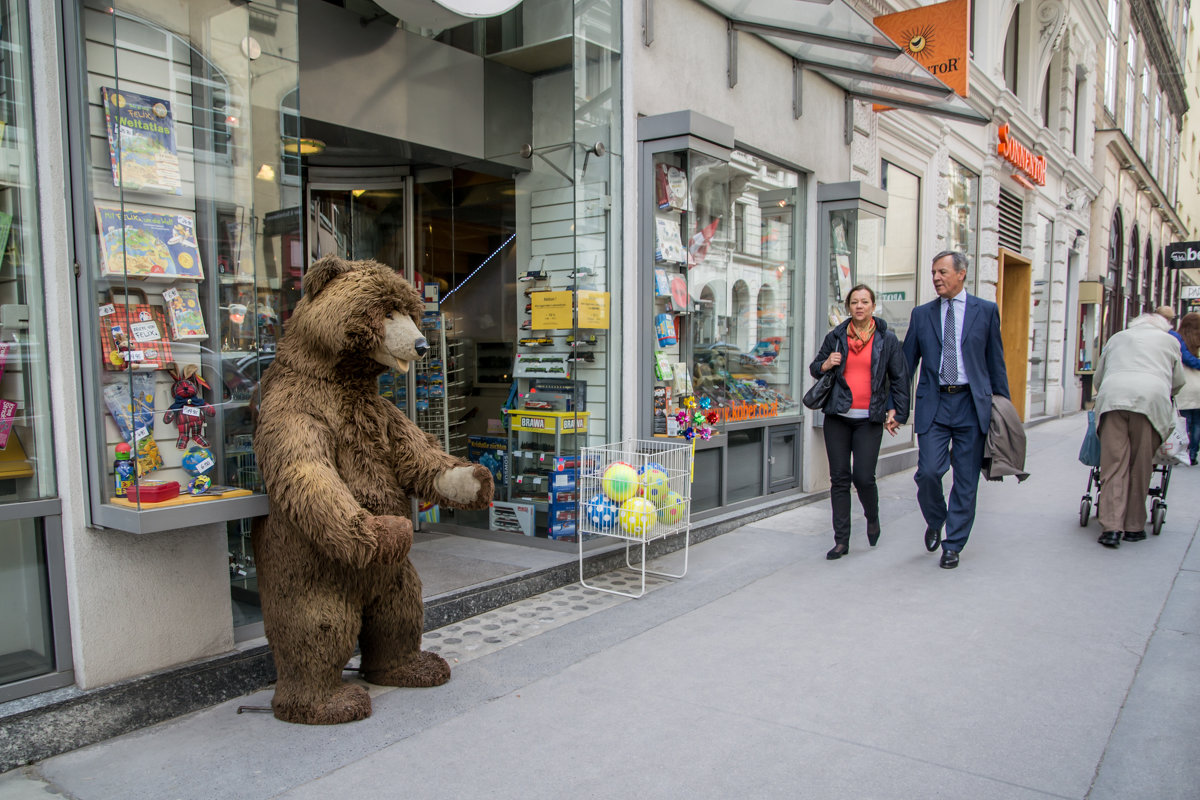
925, 526, 941, 552
939, 549, 959, 569
1122, 530, 1147, 542
1098, 531, 1121, 548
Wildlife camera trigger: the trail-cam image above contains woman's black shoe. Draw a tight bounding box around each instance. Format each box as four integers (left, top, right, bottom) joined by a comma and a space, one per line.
826, 543, 848, 560
866, 521, 881, 547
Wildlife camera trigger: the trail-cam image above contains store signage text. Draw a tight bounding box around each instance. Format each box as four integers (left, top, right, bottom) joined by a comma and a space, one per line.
1166, 242, 1200, 268
878, 291, 906, 301
1181, 285, 1200, 300
713, 401, 779, 423
997, 125, 1046, 186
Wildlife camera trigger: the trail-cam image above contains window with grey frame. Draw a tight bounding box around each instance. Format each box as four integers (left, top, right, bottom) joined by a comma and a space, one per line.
0, 0, 71, 702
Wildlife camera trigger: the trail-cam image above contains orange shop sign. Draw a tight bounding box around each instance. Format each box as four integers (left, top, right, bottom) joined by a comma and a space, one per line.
997, 125, 1046, 186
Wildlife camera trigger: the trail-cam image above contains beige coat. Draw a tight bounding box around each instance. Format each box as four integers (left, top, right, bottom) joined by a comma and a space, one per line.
1094, 313, 1186, 441
1177, 365, 1200, 411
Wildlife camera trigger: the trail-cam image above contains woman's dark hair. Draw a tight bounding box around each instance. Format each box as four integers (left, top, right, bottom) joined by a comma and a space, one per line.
1180, 312, 1200, 356
845, 284, 876, 306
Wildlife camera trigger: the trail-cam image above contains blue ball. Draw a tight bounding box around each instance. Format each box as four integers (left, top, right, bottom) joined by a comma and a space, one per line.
638, 461, 668, 476
181, 445, 216, 476
585, 493, 618, 530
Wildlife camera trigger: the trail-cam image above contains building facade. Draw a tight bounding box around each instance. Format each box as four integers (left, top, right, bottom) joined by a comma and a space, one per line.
1085, 0, 1189, 403
0, 0, 1191, 768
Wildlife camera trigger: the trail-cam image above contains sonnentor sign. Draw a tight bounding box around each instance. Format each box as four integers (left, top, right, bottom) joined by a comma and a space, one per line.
996, 125, 1046, 186
1166, 241, 1200, 268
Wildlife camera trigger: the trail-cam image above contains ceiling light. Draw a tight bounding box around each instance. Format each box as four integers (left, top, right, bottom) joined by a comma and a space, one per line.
282, 137, 325, 156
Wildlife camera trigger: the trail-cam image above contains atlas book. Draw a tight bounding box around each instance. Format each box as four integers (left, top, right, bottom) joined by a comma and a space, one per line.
95, 203, 204, 280
101, 87, 182, 195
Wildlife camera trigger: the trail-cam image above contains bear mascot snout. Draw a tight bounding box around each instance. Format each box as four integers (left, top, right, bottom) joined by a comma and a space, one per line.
252, 255, 493, 725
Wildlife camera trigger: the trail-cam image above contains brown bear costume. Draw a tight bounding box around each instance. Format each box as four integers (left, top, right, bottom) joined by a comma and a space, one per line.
252, 256, 493, 725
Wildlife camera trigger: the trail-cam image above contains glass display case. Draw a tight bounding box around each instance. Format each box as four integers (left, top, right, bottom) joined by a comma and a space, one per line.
72, 2, 299, 532
818, 182, 888, 329
649, 148, 801, 439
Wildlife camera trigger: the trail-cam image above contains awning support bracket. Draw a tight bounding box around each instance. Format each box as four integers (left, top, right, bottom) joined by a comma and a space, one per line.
642, 0, 653, 46
728, 21, 738, 88
793, 59, 803, 119
729, 20, 901, 59
844, 96, 854, 146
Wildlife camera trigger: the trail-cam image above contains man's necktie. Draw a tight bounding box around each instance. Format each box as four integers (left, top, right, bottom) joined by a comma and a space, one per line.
941, 299, 957, 385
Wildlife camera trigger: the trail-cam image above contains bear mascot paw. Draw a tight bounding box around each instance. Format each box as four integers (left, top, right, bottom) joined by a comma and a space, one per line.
252, 256, 493, 725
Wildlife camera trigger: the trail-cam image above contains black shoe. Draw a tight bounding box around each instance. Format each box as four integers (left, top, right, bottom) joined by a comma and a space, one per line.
1098, 531, 1121, 548
1122, 530, 1147, 542
866, 521, 881, 547
826, 543, 848, 560
939, 549, 959, 569
924, 526, 942, 552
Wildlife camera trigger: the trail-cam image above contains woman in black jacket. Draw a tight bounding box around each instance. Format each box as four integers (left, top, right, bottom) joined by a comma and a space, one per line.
809, 284, 910, 560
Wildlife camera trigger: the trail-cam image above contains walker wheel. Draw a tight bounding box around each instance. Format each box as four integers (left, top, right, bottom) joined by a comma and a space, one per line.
1151, 503, 1166, 536
1079, 497, 1092, 527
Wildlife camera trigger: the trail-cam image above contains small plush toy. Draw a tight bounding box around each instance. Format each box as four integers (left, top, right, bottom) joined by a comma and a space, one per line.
162, 363, 214, 449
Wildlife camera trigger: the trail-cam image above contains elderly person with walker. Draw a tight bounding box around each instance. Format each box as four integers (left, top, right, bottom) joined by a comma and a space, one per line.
810, 284, 910, 560
1092, 311, 1185, 547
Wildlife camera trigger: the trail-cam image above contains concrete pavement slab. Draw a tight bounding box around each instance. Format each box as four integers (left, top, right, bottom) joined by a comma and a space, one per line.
10, 414, 1200, 800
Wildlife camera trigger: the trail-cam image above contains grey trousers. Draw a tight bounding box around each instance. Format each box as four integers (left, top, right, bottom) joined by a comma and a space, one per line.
1097, 410, 1162, 533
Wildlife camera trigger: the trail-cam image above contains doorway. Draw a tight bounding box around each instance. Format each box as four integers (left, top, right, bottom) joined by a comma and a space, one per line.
304, 169, 518, 533
997, 247, 1032, 420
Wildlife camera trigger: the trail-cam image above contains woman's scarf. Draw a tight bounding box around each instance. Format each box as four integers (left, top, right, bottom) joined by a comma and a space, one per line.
847, 319, 875, 355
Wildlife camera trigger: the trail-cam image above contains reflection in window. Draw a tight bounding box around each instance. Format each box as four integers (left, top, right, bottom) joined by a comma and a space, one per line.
879, 161, 920, 341
946, 160, 979, 293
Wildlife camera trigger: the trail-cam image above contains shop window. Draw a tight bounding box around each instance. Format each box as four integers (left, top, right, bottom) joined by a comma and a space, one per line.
1127, 227, 1140, 322
0, 0, 70, 702
1104, 0, 1120, 115
71, 4, 300, 532
647, 147, 801, 440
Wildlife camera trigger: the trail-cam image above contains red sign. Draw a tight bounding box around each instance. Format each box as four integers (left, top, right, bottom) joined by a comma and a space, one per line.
997, 124, 1046, 186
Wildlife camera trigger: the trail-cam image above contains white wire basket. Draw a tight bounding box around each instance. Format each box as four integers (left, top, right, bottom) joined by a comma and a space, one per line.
577, 438, 693, 597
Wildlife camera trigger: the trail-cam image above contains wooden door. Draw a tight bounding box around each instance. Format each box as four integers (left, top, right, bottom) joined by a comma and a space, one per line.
997, 247, 1032, 420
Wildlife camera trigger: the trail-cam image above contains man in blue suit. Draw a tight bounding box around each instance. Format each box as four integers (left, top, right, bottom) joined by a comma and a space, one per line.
903, 251, 1009, 569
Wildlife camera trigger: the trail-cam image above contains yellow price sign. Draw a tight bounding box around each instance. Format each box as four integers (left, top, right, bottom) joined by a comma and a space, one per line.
530, 291, 574, 329
577, 290, 610, 329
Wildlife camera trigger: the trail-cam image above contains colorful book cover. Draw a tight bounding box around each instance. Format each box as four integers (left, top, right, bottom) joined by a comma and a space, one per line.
95, 204, 204, 280
0, 399, 15, 449
162, 286, 208, 339
101, 87, 182, 195
0, 342, 9, 385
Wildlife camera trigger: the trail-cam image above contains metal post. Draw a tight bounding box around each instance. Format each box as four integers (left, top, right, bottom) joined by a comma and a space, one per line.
793, 59, 803, 119
727, 21, 738, 89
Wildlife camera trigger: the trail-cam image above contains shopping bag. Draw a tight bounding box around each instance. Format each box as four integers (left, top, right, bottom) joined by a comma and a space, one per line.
1157, 414, 1189, 466
1078, 409, 1101, 467
98, 288, 173, 371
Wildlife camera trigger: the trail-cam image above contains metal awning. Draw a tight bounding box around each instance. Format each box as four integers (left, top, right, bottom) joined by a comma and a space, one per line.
695, 0, 990, 124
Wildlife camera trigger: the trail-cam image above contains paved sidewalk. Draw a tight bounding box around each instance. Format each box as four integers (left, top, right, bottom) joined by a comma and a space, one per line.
2, 413, 1197, 799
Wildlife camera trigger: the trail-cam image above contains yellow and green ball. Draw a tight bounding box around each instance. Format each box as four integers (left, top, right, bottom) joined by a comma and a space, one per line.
657, 492, 686, 526
638, 466, 671, 507
619, 497, 657, 537
602, 461, 639, 503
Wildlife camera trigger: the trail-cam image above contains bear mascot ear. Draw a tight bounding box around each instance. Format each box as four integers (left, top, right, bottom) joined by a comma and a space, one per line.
303, 255, 354, 298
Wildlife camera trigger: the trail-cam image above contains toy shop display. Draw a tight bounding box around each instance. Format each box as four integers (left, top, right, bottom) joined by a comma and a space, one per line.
98, 289, 173, 371
162, 364, 214, 449
162, 285, 207, 339
577, 437, 695, 598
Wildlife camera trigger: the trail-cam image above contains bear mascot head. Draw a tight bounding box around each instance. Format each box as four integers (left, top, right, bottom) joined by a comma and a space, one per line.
252, 256, 493, 725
